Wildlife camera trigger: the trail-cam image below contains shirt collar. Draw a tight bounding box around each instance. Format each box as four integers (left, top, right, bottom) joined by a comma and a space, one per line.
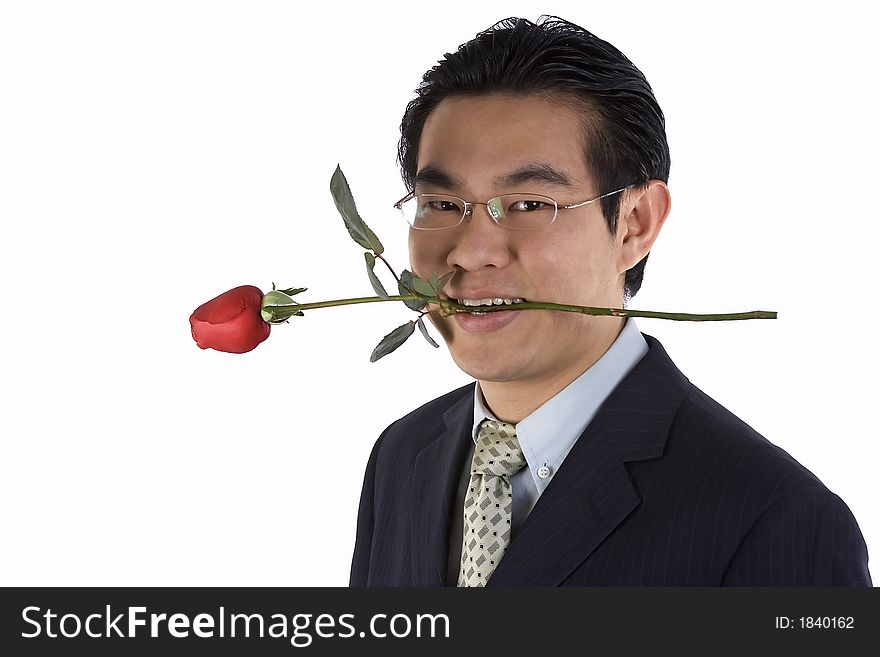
472, 317, 649, 490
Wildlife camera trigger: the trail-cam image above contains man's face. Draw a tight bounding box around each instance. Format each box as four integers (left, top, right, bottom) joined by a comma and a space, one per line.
409, 93, 632, 388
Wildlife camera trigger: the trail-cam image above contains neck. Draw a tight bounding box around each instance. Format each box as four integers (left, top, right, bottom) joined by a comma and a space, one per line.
478, 317, 625, 423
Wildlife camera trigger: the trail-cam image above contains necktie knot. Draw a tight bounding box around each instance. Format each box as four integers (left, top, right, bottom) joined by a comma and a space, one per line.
472, 420, 526, 478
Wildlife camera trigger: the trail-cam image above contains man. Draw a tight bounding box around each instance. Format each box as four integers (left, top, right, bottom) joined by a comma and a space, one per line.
350, 16, 871, 586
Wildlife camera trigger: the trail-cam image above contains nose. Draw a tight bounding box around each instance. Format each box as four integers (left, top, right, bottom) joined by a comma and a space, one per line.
446, 201, 512, 272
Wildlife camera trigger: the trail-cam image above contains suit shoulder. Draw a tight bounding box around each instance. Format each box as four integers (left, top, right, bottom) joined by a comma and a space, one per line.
659, 384, 870, 583
674, 383, 829, 495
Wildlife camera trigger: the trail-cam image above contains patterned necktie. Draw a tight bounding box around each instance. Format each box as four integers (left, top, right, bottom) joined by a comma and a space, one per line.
458, 419, 527, 587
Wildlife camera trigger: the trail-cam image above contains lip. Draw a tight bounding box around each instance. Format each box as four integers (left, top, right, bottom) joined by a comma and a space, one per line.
442, 289, 528, 333
452, 308, 521, 333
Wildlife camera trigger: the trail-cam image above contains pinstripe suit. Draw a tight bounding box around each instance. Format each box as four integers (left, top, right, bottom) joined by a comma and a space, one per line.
350, 333, 871, 586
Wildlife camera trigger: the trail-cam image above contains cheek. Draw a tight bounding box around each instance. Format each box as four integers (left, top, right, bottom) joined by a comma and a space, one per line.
523, 235, 591, 278
408, 234, 447, 275
524, 233, 616, 295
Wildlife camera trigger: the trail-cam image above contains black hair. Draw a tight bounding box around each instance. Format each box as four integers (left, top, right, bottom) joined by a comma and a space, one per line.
398, 16, 670, 302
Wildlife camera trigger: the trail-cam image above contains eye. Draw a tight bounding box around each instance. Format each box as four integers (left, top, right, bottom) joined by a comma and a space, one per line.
509, 199, 551, 212
426, 199, 462, 212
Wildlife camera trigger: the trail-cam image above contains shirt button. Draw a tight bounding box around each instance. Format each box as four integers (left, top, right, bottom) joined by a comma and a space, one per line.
537, 465, 552, 479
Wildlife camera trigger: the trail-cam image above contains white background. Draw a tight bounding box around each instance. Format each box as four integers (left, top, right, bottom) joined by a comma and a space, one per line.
1, 1, 876, 586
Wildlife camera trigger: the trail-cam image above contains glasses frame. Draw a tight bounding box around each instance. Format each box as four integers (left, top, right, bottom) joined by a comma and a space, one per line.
393, 185, 634, 231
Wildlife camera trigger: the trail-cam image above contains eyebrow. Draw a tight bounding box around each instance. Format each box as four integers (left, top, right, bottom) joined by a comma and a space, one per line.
414, 163, 578, 191
495, 163, 578, 190
414, 164, 464, 190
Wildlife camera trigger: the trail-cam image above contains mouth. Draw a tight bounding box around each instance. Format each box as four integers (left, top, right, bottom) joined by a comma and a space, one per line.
451, 297, 527, 315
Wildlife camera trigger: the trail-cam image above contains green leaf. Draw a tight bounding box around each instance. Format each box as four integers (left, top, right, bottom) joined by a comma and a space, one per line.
398, 270, 428, 311
425, 270, 454, 296
410, 273, 435, 297
434, 271, 454, 295
329, 165, 384, 255
369, 321, 416, 362
417, 316, 439, 348
364, 253, 390, 300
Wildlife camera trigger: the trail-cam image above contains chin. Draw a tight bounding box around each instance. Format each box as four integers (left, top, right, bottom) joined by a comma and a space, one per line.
448, 347, 529, 383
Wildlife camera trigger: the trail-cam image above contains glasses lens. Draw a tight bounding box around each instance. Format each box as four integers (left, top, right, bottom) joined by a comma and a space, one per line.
400, 194, 465, 230
493, 194, 557, 230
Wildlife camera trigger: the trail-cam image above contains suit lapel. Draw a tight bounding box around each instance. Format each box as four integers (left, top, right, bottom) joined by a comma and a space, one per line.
488, 334, 690, 586
410, 388, 474, 586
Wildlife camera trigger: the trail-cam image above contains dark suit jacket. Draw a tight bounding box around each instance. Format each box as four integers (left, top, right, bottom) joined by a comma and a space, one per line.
350, 333, 871, 586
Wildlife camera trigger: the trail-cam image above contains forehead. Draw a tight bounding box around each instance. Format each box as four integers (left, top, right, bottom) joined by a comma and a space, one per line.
417, 93, 594, 191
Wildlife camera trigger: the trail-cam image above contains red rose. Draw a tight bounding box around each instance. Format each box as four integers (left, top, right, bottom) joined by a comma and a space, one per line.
190, 285, 270, 354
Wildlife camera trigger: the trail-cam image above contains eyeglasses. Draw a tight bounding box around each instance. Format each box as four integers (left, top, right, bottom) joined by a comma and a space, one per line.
393, 186, 632, 231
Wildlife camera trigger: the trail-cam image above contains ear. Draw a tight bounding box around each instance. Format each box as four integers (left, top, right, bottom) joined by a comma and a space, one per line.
616, 180, 671, 274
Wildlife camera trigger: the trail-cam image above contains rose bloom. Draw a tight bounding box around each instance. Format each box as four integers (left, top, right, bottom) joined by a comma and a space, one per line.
190, 285, 270, 354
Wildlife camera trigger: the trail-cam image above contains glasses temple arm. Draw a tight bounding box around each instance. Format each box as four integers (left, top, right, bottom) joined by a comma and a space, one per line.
560, 185, 633, 210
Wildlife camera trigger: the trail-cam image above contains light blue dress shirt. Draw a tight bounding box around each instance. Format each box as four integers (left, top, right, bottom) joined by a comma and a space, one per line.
447, 317, 649, 584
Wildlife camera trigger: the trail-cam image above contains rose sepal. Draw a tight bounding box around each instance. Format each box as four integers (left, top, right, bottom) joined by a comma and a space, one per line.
260, 288, 307, 324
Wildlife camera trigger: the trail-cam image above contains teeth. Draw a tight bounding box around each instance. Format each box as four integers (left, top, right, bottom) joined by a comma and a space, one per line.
456, 297, 524, 307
